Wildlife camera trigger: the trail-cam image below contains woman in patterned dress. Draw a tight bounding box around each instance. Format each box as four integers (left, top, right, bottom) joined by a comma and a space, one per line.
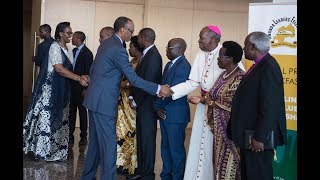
116, 35, 143, 175
23, 22, 85, 162
189, 41, 245, 179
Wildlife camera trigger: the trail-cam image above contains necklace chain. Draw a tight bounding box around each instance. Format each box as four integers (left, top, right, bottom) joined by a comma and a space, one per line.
223, 66, 239, 79
202, 50, 218, 83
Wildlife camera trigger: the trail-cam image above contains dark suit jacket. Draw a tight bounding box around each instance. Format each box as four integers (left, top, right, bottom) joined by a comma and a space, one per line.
229, 53, 287, 148
83, 35, 158, 117
34, 37, 54, 67
154, 55, 191, 123
131, 45, 162, 106
70, 45, 93, 105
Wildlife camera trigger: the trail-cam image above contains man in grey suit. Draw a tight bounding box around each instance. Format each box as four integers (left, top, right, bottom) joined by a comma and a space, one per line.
80, 16, 172, 180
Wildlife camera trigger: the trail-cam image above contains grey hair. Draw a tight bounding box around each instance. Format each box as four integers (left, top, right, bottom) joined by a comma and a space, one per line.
248, 31, 270, 54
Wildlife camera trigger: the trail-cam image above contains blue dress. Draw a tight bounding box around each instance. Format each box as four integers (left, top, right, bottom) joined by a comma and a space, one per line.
23, 41, 73, 161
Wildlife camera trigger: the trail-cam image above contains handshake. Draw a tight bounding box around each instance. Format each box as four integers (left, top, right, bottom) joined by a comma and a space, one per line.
79, 75, 90, 87
158, 84, 174, 98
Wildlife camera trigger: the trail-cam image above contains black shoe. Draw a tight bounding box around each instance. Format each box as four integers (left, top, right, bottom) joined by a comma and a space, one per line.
126, 174, 141, 180
79, 138, 87, 145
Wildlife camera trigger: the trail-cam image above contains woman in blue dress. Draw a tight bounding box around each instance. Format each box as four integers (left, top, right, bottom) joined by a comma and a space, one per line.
23, 22, 85, 162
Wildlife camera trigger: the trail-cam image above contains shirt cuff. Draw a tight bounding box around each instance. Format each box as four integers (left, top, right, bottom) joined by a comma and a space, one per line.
156, 85, 161, 95
128, 96, 133, 100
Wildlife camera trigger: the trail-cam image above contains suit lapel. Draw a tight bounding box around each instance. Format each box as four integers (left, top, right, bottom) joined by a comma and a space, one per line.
237, 54, 270, 90
162, 56, 183, 83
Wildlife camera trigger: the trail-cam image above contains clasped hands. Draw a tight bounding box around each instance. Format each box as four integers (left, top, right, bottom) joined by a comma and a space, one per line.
158, 84, 174, 99
188, 93, 215, 107
79, 75, 89, 87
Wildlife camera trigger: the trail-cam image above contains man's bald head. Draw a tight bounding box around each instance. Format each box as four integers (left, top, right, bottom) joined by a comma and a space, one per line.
99, 26, 115, 43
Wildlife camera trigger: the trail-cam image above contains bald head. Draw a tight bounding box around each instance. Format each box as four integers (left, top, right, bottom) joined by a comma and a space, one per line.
172, 38, 187, 53
99, 26, 115, 43
166, 38, 187, 60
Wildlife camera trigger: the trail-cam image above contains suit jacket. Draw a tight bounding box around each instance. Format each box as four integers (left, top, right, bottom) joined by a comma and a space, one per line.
154, 55, 191, 123
131, 45, 162, 106
70, 45, 93, 105
229, 53, 287, 148
83, 35, 158, 117
34, 37, 54, 67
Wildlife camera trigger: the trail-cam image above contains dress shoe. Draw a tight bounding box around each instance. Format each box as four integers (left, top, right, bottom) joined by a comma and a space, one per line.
79, 138, 88, 145
126, 174, 141, 180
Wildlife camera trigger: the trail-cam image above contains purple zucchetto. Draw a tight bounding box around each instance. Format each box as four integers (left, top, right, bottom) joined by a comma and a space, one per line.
207, 25, 222, 36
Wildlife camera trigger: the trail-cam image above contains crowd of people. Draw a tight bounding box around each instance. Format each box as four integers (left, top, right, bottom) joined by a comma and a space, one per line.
23, 16, 287, 180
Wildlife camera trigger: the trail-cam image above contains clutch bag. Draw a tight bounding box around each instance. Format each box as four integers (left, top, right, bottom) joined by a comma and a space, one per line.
244, 130, 274, 149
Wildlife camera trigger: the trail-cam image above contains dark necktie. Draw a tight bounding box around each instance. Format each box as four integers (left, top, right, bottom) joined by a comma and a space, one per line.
73, 48, 78, 58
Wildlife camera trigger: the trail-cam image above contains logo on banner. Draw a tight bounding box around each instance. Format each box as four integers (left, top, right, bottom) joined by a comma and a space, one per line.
268, 16, 297, 48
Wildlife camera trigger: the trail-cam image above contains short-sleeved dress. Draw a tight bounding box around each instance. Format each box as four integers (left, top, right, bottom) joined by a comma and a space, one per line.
23, 41, 73, 162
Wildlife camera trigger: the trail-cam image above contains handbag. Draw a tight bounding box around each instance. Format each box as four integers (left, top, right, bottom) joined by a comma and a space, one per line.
244, 130, 274, 149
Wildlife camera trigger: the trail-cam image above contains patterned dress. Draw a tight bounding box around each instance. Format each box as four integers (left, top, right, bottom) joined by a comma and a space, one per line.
116, 59, 138, 175
23, 42, 73, 162
207, 68, 245, 180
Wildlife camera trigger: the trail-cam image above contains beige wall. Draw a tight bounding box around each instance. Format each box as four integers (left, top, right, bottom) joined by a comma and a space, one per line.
29, 0, 249, 127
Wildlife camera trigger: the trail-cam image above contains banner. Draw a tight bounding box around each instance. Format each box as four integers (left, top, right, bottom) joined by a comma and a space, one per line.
248, 3, 297, 180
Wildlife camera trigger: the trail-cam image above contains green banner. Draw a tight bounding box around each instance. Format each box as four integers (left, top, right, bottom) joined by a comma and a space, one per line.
273, 130, 297, 180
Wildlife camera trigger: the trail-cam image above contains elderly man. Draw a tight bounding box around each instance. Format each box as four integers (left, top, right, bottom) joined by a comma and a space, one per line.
169, 25, 245, 180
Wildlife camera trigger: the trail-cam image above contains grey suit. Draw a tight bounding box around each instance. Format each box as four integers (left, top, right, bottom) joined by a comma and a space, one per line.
81, 35, 158, 180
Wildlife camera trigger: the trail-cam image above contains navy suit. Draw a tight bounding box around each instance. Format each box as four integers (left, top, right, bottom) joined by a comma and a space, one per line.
81, 35, 159, 180
154, 55, 191, 180
34, 37, 54, 67
69, 45, 93, 142
228, 53, 287, 180
131, 45, 162, 179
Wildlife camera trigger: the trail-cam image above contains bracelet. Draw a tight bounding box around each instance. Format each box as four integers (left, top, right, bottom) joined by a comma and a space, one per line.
208, 101, 214, 106
126, 82, 130, 87
77, 75, 81, 81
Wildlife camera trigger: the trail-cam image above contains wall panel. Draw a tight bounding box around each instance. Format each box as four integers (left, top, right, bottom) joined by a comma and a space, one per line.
94, 1, 144, 54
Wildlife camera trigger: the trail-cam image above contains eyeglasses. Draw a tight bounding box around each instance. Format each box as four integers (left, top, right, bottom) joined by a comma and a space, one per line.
124, 27, 134, 34
166, 46, 180, 50
218, 55, 230, 59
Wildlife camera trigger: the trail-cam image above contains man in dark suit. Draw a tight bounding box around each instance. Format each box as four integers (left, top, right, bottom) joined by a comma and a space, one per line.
154, 38, 191, 180
128, 28, 162, 180
32, 24, 54, 74
228, 31, 287, 180
69, 31, 93, 145
80, 16, 172, 180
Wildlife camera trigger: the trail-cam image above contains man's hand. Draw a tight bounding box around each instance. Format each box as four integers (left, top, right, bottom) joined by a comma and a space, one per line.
158, 84, 174, 98
187, 96, 201, 104
250, 138, 265, 152
79, 75, 89, 87
156, 108, 166, 120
